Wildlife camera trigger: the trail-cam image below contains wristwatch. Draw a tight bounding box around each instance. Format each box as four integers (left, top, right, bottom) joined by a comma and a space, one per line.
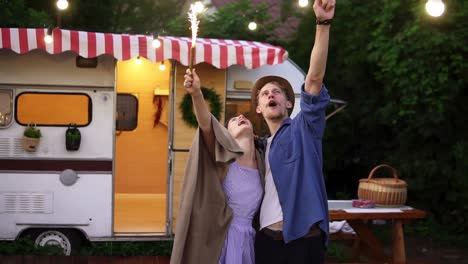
316, 19, 332, 25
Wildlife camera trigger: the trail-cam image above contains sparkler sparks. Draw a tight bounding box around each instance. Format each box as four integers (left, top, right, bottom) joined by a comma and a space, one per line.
188, 2, 202, 70
188, 4, 200, 72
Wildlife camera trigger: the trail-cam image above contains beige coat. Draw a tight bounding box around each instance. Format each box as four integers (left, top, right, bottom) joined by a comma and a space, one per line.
170, 116, 264, 264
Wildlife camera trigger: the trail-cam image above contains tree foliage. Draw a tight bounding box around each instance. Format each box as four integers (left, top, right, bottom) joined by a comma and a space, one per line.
1, 0, 467, 238
167, 0, 278, 43
1, 0, 183, 34
0, 0, 51, 27
366, 0, 468, 233
107, 0, 183, 34
288, 0, 468, 235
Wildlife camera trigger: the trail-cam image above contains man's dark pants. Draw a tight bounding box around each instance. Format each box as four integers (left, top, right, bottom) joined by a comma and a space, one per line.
255, 228, 326, 264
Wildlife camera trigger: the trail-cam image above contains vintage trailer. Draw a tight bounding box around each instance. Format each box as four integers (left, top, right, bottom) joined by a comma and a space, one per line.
0, 27, 318, 254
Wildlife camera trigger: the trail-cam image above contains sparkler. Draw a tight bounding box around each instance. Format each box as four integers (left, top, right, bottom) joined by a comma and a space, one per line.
188, 3, 200, 71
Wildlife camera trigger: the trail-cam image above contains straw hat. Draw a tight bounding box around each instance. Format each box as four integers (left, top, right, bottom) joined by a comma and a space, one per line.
251, 75, 295, 116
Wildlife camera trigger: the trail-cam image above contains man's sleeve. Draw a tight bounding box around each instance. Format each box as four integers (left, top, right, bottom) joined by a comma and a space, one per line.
298, 84, 330, 138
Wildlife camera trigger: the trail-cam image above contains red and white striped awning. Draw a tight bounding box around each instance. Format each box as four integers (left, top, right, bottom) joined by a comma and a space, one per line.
0, 28, 288, 69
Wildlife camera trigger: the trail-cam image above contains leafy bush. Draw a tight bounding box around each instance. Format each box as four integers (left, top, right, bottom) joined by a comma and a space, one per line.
0, 237, 173, 257
0, 237, 63, 255
77, 241, 173, 256
23, 124, 42, 138
290, 0, 468, 240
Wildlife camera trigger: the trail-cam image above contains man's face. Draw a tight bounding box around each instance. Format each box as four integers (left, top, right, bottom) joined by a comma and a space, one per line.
255, 82, 292, 121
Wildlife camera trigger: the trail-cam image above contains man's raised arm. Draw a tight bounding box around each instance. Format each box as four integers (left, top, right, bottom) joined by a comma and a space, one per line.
305, 0, 335, 95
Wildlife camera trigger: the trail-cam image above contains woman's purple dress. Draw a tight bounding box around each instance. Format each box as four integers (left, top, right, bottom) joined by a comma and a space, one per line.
218, 161, 263, 264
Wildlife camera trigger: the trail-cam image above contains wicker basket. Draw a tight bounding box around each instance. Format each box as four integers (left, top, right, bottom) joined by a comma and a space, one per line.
358, 164, 407, 207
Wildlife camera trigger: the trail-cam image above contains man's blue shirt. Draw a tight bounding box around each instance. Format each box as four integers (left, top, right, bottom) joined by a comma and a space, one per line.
268, 84, 330, 244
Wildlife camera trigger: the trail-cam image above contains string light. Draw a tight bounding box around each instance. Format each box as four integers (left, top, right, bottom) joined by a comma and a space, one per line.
425, 0, 445, 17
151, 29, 166, 49
159, 61, 166, 71
152, 38, 161, 48
56, 0, 69, 10
298, 0, 309, 8
135, 56, 142, 64
248, 9, 258, 31
248, 21, 257, 31
44, 27, 53, 44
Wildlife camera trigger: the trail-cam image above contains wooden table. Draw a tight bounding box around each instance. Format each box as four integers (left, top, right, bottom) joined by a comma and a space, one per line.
329, 208, 427, 264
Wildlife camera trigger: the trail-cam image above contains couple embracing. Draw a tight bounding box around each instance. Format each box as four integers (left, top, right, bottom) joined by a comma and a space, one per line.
171, 1, 335, 263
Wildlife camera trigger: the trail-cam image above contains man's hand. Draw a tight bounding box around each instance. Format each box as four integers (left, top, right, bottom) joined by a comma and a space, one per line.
184, 68, 201, 95
313, 0, 335, 21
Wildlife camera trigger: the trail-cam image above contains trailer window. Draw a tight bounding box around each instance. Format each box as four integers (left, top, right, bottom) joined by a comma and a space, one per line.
15, 92, 91, 126
0, 89, 13, 127
116, 93, 138, 131
225, 99, 269, 137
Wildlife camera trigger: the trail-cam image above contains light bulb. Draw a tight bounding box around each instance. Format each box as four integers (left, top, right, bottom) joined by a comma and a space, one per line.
152, 38, 161, 48
159, 62, 166, 71
56, 0, 69, 10
44, 35, 53, 44
426, 0, 445, 17
298, 0, 309, 8
248, 21, 257, 31
193, 1, 205, 14
135, 56, 142, 64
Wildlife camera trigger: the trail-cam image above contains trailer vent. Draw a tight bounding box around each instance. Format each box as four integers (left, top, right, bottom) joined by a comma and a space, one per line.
0, 138, 10, 157
0, 193, 53, 214
0, 137, 37, 157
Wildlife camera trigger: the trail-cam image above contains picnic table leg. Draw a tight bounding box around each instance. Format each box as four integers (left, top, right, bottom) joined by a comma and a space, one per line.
350, 235, 361, 261
392, 220, 406, 264
347, 220, 390, 263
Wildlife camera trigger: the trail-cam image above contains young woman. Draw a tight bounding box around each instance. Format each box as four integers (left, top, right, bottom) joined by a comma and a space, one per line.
170, 69, 264, 264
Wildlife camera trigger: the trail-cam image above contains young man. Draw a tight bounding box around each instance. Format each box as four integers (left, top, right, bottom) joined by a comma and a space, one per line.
252, 0, 335, 263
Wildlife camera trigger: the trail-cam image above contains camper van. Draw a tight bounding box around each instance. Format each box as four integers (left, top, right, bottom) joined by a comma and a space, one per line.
0, 28, 317, 254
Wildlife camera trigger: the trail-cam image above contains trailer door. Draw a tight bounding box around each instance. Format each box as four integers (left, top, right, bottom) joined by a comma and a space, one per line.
113, 58, 170, 234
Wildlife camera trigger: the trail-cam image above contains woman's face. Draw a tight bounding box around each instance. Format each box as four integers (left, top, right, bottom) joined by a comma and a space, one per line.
227, 114, 253, 139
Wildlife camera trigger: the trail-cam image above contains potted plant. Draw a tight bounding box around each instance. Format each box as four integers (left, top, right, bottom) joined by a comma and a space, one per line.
22, 123, 41, 152
65, 123, 81, 151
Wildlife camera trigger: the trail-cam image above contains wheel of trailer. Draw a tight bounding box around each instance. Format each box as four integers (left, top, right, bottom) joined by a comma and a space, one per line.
26, 229, 83, 255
